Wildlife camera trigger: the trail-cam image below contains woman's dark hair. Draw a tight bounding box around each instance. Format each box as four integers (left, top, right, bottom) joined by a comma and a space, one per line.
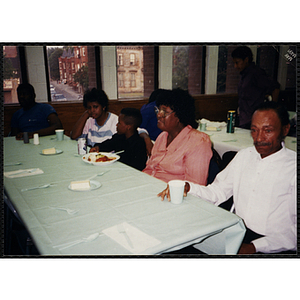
156, 88, 198, 129
231, 46, 253, 63
255, 101, 290, 126
83, 88, 109, 111
121, 107, 142, 129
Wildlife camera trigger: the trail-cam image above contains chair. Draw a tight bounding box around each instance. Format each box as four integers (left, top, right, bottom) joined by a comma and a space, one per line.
4, 192, 38, 255
207, 147, 222, 185
218, 151, 237, 212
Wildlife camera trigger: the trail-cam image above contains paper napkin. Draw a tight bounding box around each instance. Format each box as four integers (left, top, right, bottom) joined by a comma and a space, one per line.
198, 118, 227, 128
4, 168, 44, 178
102, 222, 161, 254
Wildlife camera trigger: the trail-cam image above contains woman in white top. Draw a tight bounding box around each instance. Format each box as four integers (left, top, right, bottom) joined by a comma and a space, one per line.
71, 88, 153, 155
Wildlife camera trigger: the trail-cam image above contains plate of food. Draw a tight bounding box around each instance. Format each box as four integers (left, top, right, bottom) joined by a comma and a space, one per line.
68, 180, 101, 192
40, 148, 63, 155
82, 152, 120, 166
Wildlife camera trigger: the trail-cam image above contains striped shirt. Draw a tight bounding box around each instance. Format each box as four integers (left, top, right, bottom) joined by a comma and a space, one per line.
79, 113, 118, 147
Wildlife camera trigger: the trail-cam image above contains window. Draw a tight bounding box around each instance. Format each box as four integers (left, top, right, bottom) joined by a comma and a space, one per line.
172, 45, 204, 95
130, 53, 135, 65
116, 46, 145, 99
172, 46, 189, 90
46, 45, 95, 101
216, 45, 228, 93
118, 72, 124, 87
3, 46, 22, 104
118, 54, 123, 66
130, 72, 136, 87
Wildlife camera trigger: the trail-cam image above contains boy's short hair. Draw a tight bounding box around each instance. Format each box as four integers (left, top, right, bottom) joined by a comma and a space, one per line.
120, 108, 142, 129
231, 46, 253, 63
83, 88, 109, 111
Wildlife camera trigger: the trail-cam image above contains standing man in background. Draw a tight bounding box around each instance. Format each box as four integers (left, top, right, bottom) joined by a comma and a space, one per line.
232, 46, 280, 129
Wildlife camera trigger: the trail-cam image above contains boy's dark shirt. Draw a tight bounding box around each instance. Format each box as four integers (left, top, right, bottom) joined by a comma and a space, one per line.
94, 131, 147, 171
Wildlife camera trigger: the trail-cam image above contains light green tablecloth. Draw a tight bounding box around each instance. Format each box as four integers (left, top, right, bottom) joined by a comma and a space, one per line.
205, 127, 296, 157
4, 135, 245, 255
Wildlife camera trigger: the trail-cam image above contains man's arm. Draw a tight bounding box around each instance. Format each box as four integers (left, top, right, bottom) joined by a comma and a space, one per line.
13, 113, 63, 139
34, 113, 63, 137
238, 243, 256, 254
10, 127, 20, 137
271, 88, 280, 102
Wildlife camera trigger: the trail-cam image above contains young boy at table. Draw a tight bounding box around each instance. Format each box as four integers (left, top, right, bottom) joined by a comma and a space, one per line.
89, 108, 148, 171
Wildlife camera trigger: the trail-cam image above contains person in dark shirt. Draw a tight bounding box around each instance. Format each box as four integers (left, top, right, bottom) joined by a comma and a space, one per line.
11, 83, 63, 139
89, 108, 147, 171
232, 46, 280, 129
140, 89, 169, 141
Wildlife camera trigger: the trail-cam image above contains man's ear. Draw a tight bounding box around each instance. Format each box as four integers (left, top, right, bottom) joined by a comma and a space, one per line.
126, 124, 133, 132
283, 123, 290, 137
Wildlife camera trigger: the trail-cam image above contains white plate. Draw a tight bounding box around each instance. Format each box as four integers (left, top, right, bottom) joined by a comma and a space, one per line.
68, 180, 101, 192
40, 149, 63, 155
205, 127, 221, 132
82, 152, 120, 166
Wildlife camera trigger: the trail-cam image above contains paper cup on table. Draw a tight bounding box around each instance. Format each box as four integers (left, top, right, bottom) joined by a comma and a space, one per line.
168, 180, 185, 204
33, 133, 39, 145
199, 123, 206, 131
55, 129, 64, 141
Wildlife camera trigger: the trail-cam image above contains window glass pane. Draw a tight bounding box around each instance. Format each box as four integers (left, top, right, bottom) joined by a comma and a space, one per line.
46, 45, 95, 101
116, 46, 144, 99
3, 46, 22, 104
283, 46, 296, 90
172, 46, 189, 90
216, 46, 228, 93
172, 45, 204, 95
256, 45, 278, 79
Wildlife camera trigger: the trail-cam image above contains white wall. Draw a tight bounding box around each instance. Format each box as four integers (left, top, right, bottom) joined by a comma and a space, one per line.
158, 46, 173, 89
205, 46, 219, 94
100, 46, 118, 100
25, 46, 48, 102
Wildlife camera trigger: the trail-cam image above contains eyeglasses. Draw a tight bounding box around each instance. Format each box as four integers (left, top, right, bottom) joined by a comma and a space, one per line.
154, 106, 175, 118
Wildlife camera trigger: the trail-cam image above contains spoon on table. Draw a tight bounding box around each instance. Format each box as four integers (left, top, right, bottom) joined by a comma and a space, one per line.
49, 206, 79, 215
10, 168, 39, 175
117, 224, 134, 249
87, 170, 110, 180
21, 183, 56, 192
4, 162, 22, 167
108, 150, 125, 155
57, 232, 100, 250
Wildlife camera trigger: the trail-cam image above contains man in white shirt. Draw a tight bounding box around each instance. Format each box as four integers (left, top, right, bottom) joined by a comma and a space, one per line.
159, 101, 296, 254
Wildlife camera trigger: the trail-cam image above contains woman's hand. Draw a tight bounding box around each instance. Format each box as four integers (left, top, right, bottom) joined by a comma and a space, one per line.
89, 146, 99, 153
158, 182, 190, 201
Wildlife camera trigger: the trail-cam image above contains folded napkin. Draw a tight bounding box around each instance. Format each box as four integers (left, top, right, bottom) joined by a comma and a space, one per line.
102, 222, 161, 254
4, 168, 44, 178
198, 118, 227, 129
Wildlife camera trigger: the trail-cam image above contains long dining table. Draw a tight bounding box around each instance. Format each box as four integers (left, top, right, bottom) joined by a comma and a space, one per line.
3, 135, 246, 256
203, 126, 296, 158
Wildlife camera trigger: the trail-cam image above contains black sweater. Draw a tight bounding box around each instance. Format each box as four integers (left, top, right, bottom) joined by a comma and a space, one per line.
94, 131, 147, 171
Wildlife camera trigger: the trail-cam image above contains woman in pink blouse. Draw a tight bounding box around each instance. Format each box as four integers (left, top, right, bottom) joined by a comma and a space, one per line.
143, 89, 212, 185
